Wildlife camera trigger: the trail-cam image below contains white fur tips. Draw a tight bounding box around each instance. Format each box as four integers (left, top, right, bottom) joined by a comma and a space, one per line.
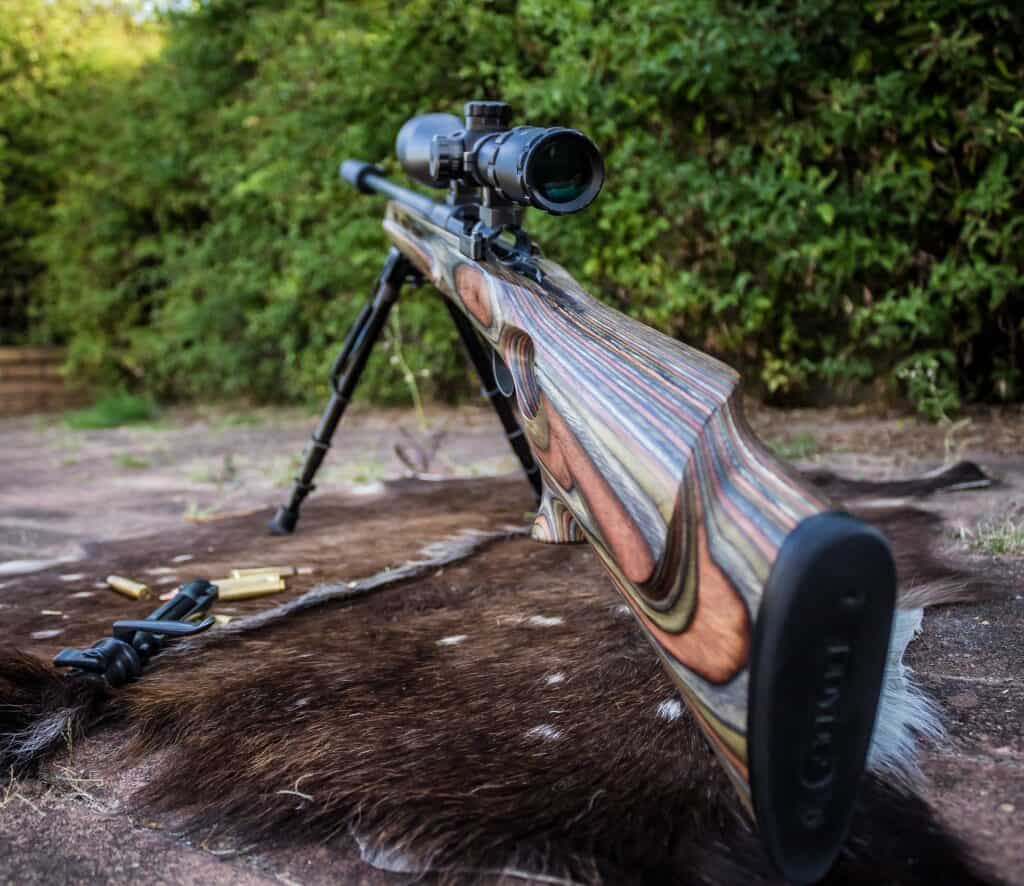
528, 615, 564, 627
525, 724, 562, 741
437, 634, 468, 646
866, 607, 945, 782
353, 831, 426, 874
657, 699, 683, 722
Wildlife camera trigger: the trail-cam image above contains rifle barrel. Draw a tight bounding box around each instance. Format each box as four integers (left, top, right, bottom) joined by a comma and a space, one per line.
340, 160, 463, 233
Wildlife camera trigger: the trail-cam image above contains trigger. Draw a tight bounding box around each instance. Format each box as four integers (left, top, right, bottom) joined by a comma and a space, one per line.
531, 489, 585, 544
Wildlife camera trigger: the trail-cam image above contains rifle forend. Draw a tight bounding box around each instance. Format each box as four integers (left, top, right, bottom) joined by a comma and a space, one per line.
342, 110, 896, 883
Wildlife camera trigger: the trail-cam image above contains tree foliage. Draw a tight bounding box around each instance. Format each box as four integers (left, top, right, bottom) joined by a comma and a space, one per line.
0, 0, 159, 343
12, 0, 1024, 411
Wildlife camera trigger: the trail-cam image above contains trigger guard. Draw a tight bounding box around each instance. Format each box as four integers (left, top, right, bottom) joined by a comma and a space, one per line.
491, 349, 516, 398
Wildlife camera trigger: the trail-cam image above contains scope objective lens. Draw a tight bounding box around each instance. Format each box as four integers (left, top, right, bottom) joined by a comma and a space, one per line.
530, 134, 591, 205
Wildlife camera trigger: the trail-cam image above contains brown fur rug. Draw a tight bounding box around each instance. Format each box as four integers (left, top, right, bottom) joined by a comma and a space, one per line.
0, 466, 1009, 885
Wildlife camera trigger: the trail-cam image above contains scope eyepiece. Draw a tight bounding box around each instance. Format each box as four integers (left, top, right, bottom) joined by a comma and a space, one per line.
395, 102, 604, 217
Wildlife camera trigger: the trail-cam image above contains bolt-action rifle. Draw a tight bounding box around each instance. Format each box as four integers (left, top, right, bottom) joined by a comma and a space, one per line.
271, 101, 897, 884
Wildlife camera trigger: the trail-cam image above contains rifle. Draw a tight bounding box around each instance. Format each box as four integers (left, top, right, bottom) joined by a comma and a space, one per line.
271, 101, 896, 884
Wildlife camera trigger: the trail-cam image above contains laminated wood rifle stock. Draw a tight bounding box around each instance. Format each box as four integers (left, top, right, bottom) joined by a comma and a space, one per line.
382, 200, 897, 884
273, 103, 898, 883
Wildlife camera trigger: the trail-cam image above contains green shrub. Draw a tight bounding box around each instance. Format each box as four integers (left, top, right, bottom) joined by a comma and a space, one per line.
0, 1, 160, 344
65, 392, 160, 429
21, 0, 1024, 415
895, 352, 962, 423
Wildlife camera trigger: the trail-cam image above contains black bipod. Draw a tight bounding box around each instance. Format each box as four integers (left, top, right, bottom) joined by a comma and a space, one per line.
270, 248, 542, 537
53, 580, 218, 687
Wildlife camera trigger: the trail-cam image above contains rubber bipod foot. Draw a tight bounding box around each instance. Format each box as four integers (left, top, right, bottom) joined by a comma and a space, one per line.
269, 506, 299, 536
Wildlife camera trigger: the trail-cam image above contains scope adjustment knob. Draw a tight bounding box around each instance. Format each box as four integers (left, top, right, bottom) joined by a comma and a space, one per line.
429, 135, 465, 185
465, 100, 511, 131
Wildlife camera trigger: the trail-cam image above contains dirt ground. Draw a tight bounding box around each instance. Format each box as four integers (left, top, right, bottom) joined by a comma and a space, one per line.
0, 400, 1021, 884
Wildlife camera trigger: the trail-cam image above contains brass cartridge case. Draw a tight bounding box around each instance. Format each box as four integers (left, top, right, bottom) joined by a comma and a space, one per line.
230, 566, 313, 578
213, 576, 286, 601
231, 566, 295, 578
106, 575, 152, 601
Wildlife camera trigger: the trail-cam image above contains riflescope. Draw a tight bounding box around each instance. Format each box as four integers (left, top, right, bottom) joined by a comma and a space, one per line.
395, 101, 604, 217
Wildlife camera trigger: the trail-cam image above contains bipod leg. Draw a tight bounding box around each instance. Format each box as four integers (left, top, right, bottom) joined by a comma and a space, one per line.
270, 248, 417, 535
444, 299, 542, 504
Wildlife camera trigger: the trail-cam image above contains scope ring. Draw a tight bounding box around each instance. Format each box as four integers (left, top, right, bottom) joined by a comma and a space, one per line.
474, 222, 534, 263
482, 128, 520, 203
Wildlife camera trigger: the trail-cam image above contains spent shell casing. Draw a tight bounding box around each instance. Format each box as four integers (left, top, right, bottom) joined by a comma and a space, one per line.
231, 566, 296, 578
214, 575, 283, 591
107, 575, 151, 601
213, 576, 286, 601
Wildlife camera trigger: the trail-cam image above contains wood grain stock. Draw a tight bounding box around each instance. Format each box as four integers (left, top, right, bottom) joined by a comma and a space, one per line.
383, 203, 831, 802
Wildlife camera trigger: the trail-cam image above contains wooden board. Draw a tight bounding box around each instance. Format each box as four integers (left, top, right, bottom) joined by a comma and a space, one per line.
0, 347, 83, 416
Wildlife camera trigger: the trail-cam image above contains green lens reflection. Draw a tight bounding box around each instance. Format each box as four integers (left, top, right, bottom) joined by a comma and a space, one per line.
532, 135, 590, 204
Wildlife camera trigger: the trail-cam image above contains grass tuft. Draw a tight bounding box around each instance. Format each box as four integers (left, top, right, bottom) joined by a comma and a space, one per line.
64, 393, 159, 430
965, 518, 1024, 556
769, 432, 819, 461
215, 411, 263, 428
114, 453, 151, 470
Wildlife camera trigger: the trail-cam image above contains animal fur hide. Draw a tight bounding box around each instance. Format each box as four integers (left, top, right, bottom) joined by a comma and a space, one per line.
0, 464, 1008, 885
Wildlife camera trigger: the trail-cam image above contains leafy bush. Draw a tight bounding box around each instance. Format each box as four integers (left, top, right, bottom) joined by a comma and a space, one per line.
896, 352, 961, 422
21, 0, 1024, 414
0, 1, 160, 344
